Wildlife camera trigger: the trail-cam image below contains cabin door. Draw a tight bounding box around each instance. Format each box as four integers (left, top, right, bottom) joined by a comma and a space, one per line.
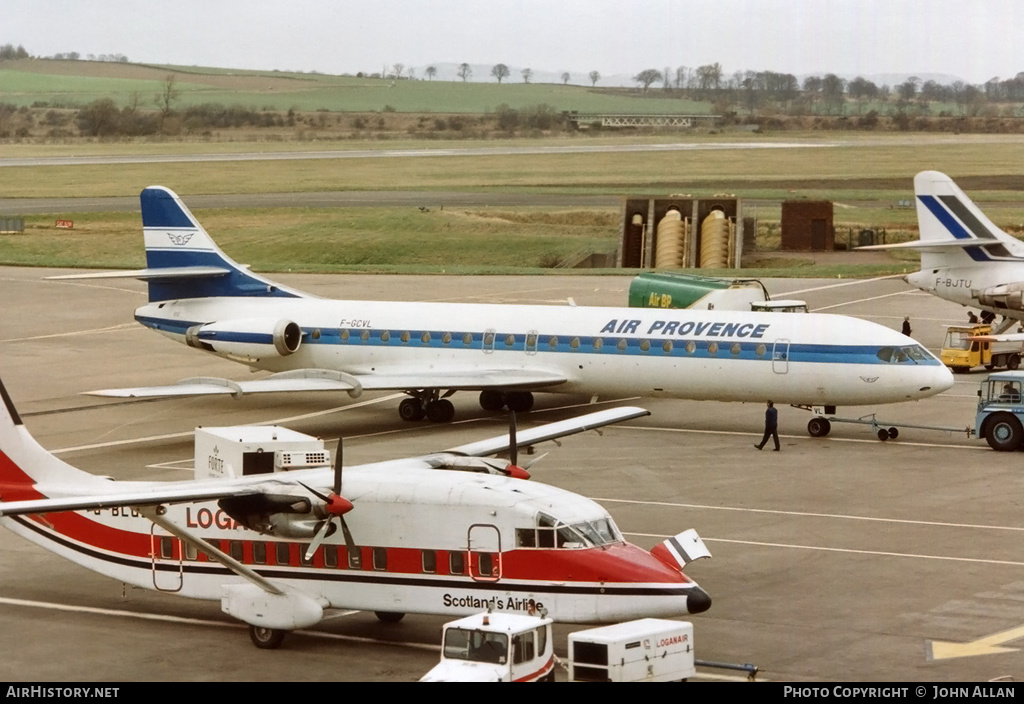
149, 525, 184, 592
468, 523, 502, 583
482, 329, 496, 354
772, 339, 791, 374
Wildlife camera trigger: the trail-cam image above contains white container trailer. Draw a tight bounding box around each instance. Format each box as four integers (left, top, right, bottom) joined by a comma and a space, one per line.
569, 619, 695, 682
194, 426, 331, 480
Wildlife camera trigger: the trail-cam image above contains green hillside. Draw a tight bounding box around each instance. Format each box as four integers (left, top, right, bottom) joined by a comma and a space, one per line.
0, 59, 711, 114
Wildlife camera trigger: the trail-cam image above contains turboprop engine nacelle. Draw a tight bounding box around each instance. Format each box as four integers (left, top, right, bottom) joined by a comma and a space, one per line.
976, 283, 1024, 312
185, 318, 302, 360
218, 493, 333, 539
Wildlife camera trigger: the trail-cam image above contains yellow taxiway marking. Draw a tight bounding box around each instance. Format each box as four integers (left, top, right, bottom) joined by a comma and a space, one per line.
927, 623, 1024, 660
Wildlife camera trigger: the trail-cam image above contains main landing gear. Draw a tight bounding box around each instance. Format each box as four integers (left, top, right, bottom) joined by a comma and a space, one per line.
398, 390, 455, 423
479, 390, 534, 413
249, 625, 287, 650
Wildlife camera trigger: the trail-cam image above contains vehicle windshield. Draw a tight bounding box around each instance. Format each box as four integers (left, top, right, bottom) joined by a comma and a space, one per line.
443, 628, 509, 664
985, 379, 1022, 404
943, 331, 972, 351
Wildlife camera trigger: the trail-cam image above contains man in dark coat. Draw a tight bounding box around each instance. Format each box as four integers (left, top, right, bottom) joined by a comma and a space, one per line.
755, 400, 780, 451
901, 317, 912, 336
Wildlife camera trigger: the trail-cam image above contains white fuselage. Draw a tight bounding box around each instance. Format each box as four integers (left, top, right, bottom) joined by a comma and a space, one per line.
0, 458, 708, 623
907, 264, 1024, 321
135, 296, 952, 406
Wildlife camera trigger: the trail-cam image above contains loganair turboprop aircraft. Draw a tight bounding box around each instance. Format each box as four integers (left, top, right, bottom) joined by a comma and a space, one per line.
863, 171, 1024, 331
60, 187, 953, 427
0, 379, 714, 649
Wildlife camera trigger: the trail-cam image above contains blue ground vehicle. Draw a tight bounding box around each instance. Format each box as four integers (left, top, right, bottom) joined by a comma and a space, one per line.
976, 372, 1024, 451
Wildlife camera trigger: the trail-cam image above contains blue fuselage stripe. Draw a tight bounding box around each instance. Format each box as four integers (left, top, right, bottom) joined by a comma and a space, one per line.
136, 316, 942, 367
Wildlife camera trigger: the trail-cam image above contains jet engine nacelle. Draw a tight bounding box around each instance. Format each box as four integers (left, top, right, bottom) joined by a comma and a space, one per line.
977, 283, 1024, 312
185, 318, 302, 359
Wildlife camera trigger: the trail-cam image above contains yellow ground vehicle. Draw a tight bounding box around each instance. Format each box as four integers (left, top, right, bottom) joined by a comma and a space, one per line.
940, 324, 1021, 373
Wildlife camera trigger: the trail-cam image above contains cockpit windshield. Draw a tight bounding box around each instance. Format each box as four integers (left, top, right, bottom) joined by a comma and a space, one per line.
876, 344, 933, 364
516, 512, 623, 549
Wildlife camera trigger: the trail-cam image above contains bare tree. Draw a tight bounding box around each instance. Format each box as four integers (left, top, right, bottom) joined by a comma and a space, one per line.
391, 63, 405, 79
491, 63, 510, 83
457, 63, 472, 82
155, 74, 179, 130
561, 71, 571, 85
521, 68, 533, 84
589, 70, 600, 87
425, 65, 437, 81
633, 69, 662, 93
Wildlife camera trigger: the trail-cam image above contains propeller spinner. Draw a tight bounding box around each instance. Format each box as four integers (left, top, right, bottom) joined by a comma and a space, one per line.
300, 438, 355, 561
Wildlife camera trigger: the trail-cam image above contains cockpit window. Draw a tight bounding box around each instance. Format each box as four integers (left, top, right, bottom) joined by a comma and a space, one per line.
877, 345, 931, 364
516, 513, 623, 549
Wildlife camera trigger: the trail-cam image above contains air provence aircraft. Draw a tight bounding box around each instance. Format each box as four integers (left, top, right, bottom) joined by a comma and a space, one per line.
59, 187, 953, 426
862, 171, 1024, 332
0, 378, 713, 650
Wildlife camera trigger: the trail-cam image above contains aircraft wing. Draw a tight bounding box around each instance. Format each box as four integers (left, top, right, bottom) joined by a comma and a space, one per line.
0, 482, 263, 517
85, 368, 568, 398
446, 406, 650, 457
858, 238, 1002, 251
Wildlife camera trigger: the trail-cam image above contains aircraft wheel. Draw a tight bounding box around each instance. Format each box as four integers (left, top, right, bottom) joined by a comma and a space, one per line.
876, 428, 889, 441
249, 625, 287, 650
888, 427, 899, 439
398, 398, 425, 422
426, 399, 455, 423
505, 391, 534, 413
479, 389, 506, 411
375, 611, 405, 624
985, 413, 1024, 451
807, 417, 831, 437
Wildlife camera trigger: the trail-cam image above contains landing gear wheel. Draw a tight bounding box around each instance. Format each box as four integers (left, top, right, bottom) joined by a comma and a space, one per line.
985, 413, 1024, 451
887, 427, 899, 439
375, 611, 405, 624
505, 391, 534, 413
877, 429, 889, 441
398, 398, 425, 422
249, 625, 286, 650
425, 399, 455, 423
479, 389, 505, 411
807, 417, 832, 437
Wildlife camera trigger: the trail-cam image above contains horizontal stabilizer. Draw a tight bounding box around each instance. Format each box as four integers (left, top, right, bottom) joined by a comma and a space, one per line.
48, 266, 231, 281
858, 238, 1002, 251
86, 368, 568, 399
446, 406, 650, 457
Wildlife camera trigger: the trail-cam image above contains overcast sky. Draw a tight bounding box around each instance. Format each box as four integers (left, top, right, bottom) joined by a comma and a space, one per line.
5, 0, 1023, 85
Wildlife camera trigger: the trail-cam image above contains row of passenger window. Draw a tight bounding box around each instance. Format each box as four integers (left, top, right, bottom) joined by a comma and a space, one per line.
320, 328, 770, 357
159, 538, 496, 576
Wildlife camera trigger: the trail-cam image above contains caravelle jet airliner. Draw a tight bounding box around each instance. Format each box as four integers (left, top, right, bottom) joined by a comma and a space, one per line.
0, 377, 713, 649
58, 187, 953, 429
862, 171, 1024, 331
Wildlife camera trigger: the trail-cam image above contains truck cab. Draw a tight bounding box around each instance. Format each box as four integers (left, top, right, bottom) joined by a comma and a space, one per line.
420, 612, 555, 682
975, 371, 1024, 451
941, 324, 1021, 373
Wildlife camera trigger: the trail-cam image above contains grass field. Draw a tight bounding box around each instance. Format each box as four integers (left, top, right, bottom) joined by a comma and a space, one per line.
0, 59, 711, 114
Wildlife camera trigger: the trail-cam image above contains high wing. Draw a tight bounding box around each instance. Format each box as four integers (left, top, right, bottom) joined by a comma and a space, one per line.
85, 367, 568, 398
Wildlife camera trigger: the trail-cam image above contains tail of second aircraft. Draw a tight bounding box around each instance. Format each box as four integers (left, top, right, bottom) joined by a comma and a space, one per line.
911, 170, 1024, 270
139, 186, 307, 303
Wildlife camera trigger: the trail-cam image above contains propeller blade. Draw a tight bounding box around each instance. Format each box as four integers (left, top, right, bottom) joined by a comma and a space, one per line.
304, 517, 337, 561
509, 410, 517, 467
334, 437, 343, 495
298, 481, 330, 503
521, 452, 548, 470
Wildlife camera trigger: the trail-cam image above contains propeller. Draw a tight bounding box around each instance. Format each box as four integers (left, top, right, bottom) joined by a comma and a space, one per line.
300, 437, 355, 561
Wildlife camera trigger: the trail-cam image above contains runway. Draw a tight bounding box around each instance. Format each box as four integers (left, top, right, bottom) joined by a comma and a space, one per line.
1, 267, 1021, 681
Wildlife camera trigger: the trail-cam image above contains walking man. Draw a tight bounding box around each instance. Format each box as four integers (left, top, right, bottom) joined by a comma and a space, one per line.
901, 316, 912, 336
755, 400, 780, 451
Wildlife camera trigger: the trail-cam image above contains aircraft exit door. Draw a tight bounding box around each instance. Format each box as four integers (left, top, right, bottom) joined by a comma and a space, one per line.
772, 339, 791, 373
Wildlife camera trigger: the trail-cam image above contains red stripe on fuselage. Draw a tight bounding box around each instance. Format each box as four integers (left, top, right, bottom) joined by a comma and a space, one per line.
0, 451, 46, 502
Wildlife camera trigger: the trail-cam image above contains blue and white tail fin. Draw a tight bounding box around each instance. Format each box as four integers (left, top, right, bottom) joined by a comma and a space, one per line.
140, 186, 307, 303
913, 171, 1024, 269
49, 187, 308, 303
858, 171, 1024, 269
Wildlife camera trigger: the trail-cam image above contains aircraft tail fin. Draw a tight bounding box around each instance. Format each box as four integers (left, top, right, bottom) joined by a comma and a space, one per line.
0, 378, 105, 503
913, 171, 1024, 269
140, 186, 307, 303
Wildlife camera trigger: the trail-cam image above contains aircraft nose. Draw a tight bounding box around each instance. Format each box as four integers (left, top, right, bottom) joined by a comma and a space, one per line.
687, 586, 712, 615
